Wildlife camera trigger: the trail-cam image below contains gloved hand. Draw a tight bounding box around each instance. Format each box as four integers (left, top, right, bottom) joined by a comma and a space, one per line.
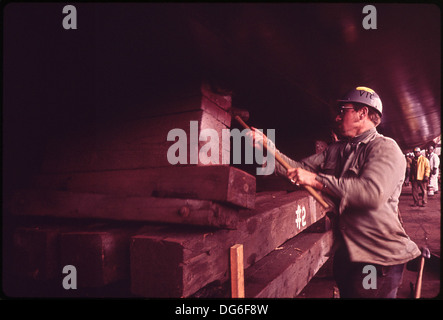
432, 168, 437, 175
423, 176, 429, 182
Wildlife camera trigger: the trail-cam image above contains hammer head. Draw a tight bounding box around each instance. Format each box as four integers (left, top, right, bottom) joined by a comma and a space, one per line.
230, 107, 250, 122
421, 247, 431, 259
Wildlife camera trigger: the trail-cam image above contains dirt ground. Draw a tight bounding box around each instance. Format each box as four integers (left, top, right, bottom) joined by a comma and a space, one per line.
298, 183, 441, 299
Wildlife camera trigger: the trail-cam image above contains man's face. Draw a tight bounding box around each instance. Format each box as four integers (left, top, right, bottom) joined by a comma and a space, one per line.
335, 103, 361, 138
414, 151, 421, 158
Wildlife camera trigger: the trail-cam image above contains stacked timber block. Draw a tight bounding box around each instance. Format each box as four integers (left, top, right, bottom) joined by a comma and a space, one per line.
131, 190, 332, 298
6, 82, 334, 298
10, 82, 255, 228
40, 83, 233, 172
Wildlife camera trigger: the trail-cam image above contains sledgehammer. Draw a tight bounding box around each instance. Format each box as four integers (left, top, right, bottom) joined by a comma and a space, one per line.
233, 113, 329, 209
414, 247, 431, 298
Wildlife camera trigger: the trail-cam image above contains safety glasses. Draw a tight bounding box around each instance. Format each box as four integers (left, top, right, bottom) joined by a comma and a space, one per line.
337, 106, 355, 115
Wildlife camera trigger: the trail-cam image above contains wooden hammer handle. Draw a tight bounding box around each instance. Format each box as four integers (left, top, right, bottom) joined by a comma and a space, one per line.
234, 115, 251, 130
234, 116, 329, 209
414, 256, 425, 298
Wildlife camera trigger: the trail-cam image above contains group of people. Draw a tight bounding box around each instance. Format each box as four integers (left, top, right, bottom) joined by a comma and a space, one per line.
405, 145, 440, 207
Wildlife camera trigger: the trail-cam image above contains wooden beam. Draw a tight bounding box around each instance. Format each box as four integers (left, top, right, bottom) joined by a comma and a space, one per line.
31, 165, 256, 209
191, 229, 335, 298
41, 109, 230, 173
39, 82, 233, 174
201, 82, 232, 111
60, 228, 133, 288
245, 230, 334, 298
128, 82, 232, 121
9, 189, 240, 229
130, 190, 328, 297
230, 244, 245, 298
12, 226, 62, 281
130, 229, 186, 297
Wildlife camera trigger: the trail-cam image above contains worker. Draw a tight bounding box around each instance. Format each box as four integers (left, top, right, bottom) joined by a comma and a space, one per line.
249, 86, 421, 298
315, 140, 328, 154
427, 145, 439, 195
404, 153, 412, 186
410, 147, 430, 206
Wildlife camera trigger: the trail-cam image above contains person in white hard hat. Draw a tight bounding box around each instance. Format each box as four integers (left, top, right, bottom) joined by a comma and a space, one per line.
248, 86, 420, 298
427, 145, 439, 195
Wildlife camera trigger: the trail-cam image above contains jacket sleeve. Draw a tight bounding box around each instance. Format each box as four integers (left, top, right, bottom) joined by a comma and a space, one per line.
317, 137, 406, 213
425, 158, 431, 177
434, 154, 440, 169
273, 149, 327, 176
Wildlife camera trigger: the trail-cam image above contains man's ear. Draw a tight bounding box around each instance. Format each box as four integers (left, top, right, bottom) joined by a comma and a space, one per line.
360, 106, 369, 119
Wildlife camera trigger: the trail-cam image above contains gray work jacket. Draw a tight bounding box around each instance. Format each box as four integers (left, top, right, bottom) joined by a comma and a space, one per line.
275, 127, 421, 265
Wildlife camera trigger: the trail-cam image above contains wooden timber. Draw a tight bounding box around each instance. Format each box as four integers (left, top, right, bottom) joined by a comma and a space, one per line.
40, 83, 232, 174
9, 189, 241, 229
12, 226, 62, 281
245, 229, 334, 298
191, 227, 334, 298
130, 190, 328, 297
60, 228, 133, 288
132, 84, 232, 125
230, 244, 245, 298
7, 222, 150, 296
11, 221, 120, 280
41, 109, 230, 173
31, 165, 256, 209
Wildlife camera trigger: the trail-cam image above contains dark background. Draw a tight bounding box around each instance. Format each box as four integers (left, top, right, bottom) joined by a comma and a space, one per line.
3, 3, 441, 193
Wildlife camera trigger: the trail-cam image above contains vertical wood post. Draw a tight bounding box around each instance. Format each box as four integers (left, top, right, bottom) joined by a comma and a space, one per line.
230, 244, 245, 298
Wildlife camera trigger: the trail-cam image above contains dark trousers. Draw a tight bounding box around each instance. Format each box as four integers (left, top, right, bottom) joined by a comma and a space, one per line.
333, 245, 405, 298
412, 180, 428, 205
404, 168, 411, 184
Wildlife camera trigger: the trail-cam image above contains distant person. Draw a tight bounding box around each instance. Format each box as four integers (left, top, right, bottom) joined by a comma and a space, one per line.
427, 145, 439, 195
315, 140, 328, 154
404, 153, 412, 186
410, 147, 430, 207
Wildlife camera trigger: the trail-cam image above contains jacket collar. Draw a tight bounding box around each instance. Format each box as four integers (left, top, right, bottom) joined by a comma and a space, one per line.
348, 127, 378, 145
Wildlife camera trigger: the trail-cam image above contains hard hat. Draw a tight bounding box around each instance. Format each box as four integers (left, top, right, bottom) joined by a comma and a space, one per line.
414, 147, 421, 152
337, 86, 383, 116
